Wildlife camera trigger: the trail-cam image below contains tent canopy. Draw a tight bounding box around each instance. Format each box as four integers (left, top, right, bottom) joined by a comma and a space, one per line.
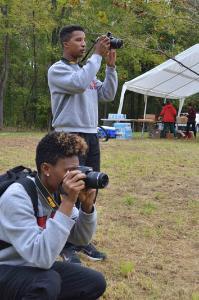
118, 44, 199, 115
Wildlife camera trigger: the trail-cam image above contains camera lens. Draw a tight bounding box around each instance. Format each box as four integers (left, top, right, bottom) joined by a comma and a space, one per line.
110, 38, 123, 49
86, 171, 109, 189
78, 166, 109, 189
97, 173, 109, 188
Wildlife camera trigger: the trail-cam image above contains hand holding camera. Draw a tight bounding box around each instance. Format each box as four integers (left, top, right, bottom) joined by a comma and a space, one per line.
77, 166, 109, 213
59, 167, 109, 215
106, 49, 117, 67
80, 31, 122, 64
94, 32, 123, 57
78, 188, 96, 214
94, 35, 111, 57
61, 170, 86, 204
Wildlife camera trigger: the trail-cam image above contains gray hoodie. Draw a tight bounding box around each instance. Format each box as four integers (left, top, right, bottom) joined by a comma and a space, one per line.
0, 180, 97, 269
48, 54, 118, 133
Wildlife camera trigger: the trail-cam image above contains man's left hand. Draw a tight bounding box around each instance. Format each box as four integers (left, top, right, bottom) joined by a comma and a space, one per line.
78, 189, 96, 214
106, 49, 116, 67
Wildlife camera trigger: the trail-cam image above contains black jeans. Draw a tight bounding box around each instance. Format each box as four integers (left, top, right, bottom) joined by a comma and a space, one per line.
77, 133, 100, 172
0, 261, 106, 300
74, 133, 100, 209
186, 121, 196, 137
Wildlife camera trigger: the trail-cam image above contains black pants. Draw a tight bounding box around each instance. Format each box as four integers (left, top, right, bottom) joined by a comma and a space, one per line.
74, 133, 100, 209
186, 122, 196, 137
0, 261, 106, 300
77, 133, 100, 172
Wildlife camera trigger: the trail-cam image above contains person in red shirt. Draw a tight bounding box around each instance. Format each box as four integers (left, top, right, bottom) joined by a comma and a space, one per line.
186, 103, 196, 138
160, 100, 177, 137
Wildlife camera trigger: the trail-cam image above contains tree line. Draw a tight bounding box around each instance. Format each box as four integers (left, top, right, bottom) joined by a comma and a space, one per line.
0, 0, 199, 130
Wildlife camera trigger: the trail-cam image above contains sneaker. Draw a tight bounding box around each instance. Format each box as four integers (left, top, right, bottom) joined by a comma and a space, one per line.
76, 243, 107, 261
60, 245, 81, 264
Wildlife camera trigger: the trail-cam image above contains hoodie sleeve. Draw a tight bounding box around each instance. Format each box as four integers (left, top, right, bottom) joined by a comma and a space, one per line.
48, 54, 102, 95
67, 206, 97, 246
95, 66, 118, 102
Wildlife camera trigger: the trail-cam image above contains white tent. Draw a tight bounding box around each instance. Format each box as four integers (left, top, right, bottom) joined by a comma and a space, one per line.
118, 44, 199, 118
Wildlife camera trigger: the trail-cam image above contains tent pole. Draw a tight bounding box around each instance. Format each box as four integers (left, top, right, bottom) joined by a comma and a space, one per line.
176, 97, 185, 130
117, 85, 127, 114
178, 98, 185, 116
143, 95, 148, 119
142, 95, 148, 136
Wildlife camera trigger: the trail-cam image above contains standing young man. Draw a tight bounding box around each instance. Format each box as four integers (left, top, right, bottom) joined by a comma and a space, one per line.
48, 25, 118, 262
0, 132, 106, 300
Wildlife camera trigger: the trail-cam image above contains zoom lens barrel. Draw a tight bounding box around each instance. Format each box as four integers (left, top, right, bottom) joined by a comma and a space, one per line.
78, 166, 109, 189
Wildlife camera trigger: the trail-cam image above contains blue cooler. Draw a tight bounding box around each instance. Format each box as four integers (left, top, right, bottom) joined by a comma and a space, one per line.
114, 123, 133, 140
98, 126, 117, 138
105, 126, 117, 138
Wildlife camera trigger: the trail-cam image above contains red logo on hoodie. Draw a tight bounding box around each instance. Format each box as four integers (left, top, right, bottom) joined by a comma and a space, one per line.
37, 212, 55, 229
89, 81, 97, 90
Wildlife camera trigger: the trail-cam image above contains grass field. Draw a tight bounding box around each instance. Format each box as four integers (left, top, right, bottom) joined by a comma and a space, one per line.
0, 132, 198, 300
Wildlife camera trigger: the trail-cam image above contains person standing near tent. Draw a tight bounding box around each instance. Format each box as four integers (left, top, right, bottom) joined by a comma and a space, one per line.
48, 25, 118, 263
159, 100, 177, 137
186, 103, 196, 138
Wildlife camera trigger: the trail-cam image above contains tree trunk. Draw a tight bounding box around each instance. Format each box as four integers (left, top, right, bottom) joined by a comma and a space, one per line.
24, 10, 38, 126
31, 10, 37, 125
0, 33, 9, 129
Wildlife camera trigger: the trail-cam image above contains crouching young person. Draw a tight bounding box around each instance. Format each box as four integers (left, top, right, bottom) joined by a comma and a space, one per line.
0, 132, 106, 300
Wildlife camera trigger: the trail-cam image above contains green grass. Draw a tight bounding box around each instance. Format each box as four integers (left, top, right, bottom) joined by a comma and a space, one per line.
123, 195, 137, 206
140, 202, 157, 215
120, 261, 135, 278
0, 132, 199, 300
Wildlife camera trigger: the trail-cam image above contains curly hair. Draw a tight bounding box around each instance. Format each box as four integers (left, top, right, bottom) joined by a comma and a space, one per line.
36, 132, 87, 172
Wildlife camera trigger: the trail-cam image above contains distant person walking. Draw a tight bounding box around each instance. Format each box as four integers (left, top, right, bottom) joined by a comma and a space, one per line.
159, 100, 177, 137
186, 103, 196, 138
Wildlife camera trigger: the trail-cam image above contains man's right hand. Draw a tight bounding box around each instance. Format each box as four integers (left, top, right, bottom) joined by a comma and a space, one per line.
58, 170, 86, 216
94, 35, 110, 57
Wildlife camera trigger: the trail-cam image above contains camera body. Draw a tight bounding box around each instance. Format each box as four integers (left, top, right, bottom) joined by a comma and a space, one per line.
107, 32, 123, 49
78, 166, 109, 189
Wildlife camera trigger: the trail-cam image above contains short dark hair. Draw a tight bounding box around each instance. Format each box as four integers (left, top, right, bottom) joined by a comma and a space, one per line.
59, 25, 85, 46
166, 99, 171, 104
35, 132, 87, 172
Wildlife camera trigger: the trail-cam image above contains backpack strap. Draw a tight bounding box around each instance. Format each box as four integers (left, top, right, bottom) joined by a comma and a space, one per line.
0, 177, 38, 251
7, 165, 32, 176
18, 177, 38, 217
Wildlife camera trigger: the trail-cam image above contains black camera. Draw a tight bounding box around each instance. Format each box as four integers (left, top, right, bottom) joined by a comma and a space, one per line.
107, 32, 123, 49
78, 166, 109, 189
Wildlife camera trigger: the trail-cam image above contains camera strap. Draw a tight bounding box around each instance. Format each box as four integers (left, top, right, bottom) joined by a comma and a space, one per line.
35, 175, 59, 210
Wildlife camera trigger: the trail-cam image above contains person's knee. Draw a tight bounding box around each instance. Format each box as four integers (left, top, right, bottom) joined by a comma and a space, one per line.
34, 269, 61, 300
93, 271, 107, 298
46, 270, 61, 299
